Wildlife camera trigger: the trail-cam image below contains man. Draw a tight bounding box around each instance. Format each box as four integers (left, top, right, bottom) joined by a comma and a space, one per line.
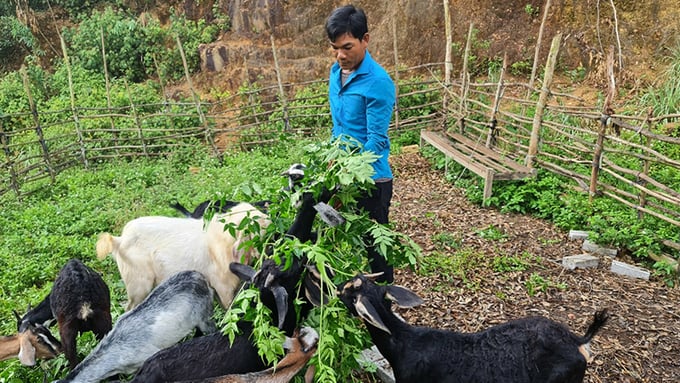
325, 4, 396, 283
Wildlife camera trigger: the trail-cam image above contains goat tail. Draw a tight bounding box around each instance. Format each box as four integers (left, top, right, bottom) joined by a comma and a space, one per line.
582, 309, 609, 343
95, 233, 115, 260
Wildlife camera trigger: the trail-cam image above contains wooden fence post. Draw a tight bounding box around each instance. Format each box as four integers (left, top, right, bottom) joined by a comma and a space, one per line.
442, 0, 452, 127
525, 33, 561, 168
589, 46, 616, 201
123, 78, 148, 157
0, 117, 21, 198
638, 108, 654, 219
21, 66, 55, 183
487, 53, 507, 148
270, 35, 290, 132
100, 26, 120, 157
526, 0, 552, 100
458, 22, 473, 133
176, 36, 219, 156
60, 34, 89, 168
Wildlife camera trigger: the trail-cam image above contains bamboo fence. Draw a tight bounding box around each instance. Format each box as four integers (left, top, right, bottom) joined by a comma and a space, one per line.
1, 3, 679, 238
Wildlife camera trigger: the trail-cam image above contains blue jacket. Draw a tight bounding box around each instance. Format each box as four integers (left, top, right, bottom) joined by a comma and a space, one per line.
329, 51, 396, 180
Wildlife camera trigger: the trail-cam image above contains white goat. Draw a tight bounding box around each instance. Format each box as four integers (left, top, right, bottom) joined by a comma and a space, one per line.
52, 270, 216, 383
96, 202, 270, 310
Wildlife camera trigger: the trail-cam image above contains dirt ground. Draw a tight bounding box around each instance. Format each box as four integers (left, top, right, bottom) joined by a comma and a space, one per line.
378, 150, 680, 382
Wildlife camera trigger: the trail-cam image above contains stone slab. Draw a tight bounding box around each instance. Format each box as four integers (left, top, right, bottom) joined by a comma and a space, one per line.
582, 239, 618, 257
359, 346, 395, 383
568, 230, 589, 240
610, 260, 650, 280
562, 254, 600, 270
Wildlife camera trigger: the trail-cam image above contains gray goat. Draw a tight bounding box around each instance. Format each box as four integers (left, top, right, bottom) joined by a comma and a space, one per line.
53, 270, 216, 383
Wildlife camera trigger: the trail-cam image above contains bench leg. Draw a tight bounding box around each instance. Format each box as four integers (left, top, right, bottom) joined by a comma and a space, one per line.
483, 168, 495, 202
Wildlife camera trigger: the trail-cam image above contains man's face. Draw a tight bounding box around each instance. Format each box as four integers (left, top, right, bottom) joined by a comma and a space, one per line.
330, 32, 368, 71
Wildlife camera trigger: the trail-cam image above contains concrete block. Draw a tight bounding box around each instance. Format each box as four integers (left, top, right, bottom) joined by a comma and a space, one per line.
582, 239, 618, 257
610, 260, 650, 280
562, 254, 600, 270
568, 230, 589, 240
359, 346, 395, 383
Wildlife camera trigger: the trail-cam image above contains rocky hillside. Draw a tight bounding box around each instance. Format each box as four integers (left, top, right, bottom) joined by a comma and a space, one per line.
10, 0, 680, 92
188, 0, 679, 91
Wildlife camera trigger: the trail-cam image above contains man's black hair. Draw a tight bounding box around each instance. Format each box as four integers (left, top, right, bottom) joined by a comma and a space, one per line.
325, 5, 368, 42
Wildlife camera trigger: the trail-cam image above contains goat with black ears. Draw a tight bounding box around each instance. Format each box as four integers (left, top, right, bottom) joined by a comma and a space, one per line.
52, 270, 217, 383
333, 274, 609, 383
127, 187, 340, 383
15, 259, 112, 370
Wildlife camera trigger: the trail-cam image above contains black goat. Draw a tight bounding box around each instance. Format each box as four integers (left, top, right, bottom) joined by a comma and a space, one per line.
128, 188, 340, 382
53, 270, 216, 383
335, 274, 609, 383
169, 162, 307, 219
16, 259, 112, 370
170, 200, 271, 219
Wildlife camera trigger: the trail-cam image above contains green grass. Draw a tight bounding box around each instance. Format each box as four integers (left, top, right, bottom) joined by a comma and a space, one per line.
0, 142, 304, 381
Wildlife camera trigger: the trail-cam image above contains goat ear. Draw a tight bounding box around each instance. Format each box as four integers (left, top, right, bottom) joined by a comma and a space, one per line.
385, 285, 424, 308
313, 202, 345, 227
355, 296, 391, 334
229, 262, 257, 282
18, 334, 37, 366
271, 285, 289, 329
304, 264, 336, 307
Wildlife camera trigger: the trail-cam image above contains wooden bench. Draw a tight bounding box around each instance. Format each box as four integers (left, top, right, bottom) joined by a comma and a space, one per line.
420, 130, 536, 201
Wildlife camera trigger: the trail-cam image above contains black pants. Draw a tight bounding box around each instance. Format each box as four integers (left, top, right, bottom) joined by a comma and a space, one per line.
356, 180, 394, 283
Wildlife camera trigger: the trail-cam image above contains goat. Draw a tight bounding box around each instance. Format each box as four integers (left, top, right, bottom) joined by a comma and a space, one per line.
169, 163, 306, 219
127, 189, 341, 383
16, 259, 112, 370
335, 274, 609, 383
53, 270, 217, 383
0, 323, 62, 366
170, 200, 271, 219
174, 326, 319, 383
96, 202, 270, 310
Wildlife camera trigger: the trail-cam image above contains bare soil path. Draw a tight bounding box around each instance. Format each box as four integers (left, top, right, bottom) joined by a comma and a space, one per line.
384, 150, 680, 383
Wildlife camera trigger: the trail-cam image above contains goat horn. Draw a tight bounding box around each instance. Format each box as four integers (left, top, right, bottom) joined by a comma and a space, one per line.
364, 272, 384, 281
13, 310, 22, 324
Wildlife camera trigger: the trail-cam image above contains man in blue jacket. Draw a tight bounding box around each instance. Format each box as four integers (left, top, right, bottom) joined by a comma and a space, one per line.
326, 4, 396, 283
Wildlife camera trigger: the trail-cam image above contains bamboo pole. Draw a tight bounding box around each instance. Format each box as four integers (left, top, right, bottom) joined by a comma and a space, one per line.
458, 22, 473, 133
588, 46, 615, 201
124, 78, 148, 157
638, 109, 653, 219
270, 34, 290, 131
100, 26, 120, 157
526, 0, 552, 100
21, 66, 55, 184
487, 53, 507, 148
391, 12, 400, 131
441, 0, 452, 127
60, 34, 89, 168
525, 33, 561, 168
176, 36, 219, 156
0, 117, 21, 198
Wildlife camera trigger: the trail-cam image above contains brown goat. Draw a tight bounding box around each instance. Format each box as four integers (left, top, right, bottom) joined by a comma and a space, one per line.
0, 324, 62, 366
